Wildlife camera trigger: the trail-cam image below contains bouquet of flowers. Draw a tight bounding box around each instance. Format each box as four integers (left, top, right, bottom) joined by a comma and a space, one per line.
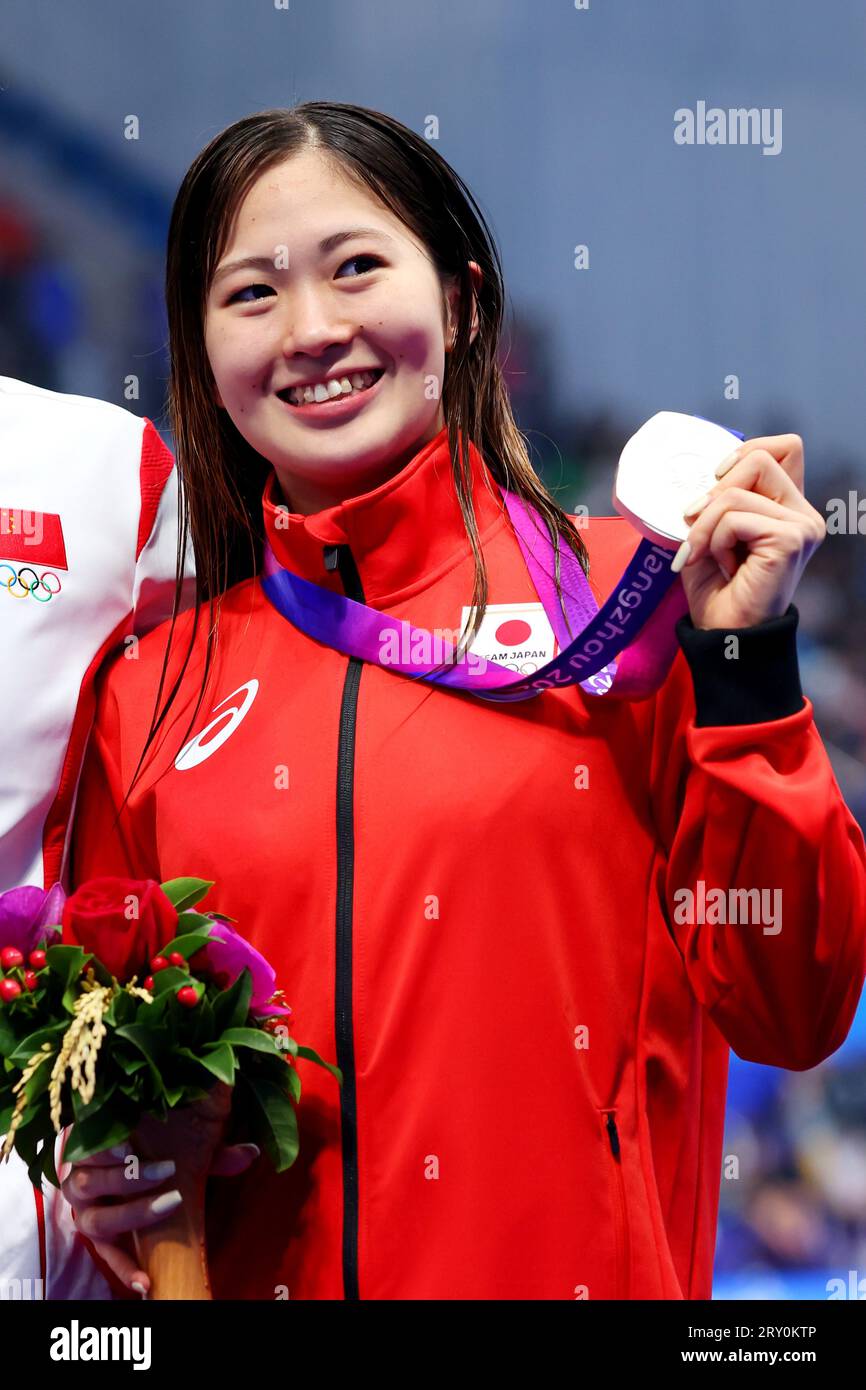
0, 875, 341, 1299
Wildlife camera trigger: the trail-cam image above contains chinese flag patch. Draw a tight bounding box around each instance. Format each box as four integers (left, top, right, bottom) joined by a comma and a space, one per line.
0, 508, 68, 569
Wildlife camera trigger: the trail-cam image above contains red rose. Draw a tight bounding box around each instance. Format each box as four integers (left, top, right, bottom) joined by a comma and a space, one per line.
61, 877, 179, 983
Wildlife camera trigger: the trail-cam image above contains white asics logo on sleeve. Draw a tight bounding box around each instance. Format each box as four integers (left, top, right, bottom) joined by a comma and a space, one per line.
174, 680, 259, 771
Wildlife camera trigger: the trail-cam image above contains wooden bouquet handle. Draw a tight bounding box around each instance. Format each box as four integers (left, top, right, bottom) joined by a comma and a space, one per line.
131, 1081, 232, 1300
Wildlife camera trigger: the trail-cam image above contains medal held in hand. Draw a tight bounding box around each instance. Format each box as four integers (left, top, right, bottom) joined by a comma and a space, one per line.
613, 412, 744, 547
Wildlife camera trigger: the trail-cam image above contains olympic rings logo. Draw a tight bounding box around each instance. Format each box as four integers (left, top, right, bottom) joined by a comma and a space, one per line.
0, 564, 62, 602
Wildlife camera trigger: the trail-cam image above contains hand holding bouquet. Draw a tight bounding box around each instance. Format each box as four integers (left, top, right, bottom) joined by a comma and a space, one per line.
0, 876, 341, 1299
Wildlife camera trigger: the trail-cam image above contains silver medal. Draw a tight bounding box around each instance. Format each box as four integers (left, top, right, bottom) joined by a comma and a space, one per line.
613, 411, 740, 547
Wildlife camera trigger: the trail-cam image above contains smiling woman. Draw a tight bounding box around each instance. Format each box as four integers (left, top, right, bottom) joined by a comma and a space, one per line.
202, 145, 481, 510
58, 101, 866, 1306
142, 100, 592, 776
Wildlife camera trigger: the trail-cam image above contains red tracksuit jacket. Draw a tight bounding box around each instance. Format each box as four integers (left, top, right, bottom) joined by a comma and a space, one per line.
69, 425, 866, 1300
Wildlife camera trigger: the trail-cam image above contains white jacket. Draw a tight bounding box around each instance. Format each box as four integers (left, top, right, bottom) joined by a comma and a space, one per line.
0, 377, 195, 1298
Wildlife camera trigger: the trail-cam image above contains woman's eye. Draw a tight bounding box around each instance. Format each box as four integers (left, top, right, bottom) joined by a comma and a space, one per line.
228, 283, 274, 304
335, 254, 382, 278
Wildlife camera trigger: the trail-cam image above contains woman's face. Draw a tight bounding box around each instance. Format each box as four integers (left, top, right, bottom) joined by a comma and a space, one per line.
204, 148, 480, 514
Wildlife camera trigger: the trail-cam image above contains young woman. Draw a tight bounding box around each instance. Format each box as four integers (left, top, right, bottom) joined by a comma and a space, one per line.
60, 103, 866, 1300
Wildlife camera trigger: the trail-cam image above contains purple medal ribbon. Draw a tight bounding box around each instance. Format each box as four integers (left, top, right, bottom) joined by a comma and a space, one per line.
262, 494, 686, 703
261, 420, 743, 704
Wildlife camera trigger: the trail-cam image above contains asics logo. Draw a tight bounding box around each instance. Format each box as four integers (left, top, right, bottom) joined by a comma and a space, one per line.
174, 680, 259, 771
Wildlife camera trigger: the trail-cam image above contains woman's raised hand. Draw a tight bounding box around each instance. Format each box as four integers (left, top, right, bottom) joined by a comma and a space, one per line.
674, 432, 827, 630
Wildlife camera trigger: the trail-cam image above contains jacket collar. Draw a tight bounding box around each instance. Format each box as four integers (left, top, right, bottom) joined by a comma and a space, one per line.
261, 425, 508, 605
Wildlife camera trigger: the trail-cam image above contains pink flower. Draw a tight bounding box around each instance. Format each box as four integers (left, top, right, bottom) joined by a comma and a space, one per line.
189, 916, 290, 1017
0, 883, 63, 956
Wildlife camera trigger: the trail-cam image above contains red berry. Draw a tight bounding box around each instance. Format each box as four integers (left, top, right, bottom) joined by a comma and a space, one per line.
23, 970, 38, 991
0, 978, 22, 1001
0, 947, 24, 969
150, 955, 169, 972
143, 975, 155, 991
176, 985, 199, 1008
28, 949, 47, 969
168, 952, 186, 968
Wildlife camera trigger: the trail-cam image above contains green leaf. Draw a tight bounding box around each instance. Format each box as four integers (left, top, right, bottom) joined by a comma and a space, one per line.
0, 1012, 17, 1055
114, 1051, 147, 1077
160, 928, 215, 959
190, 995, 216, 1048
116, 1077, 143, 1099
146, 966, 190, 996
294, 1045, 343, 1086
286, 1064, 301, 1104
72, 1081, 117, 1123
62, 1111, 134, 1164
234, 1050, 290, 1089
212, 967, 252, 1033
7, 1023, 66, 1067
114, 1024, 166, 1096
41, 1132, 60, 1190
159, 878, 215, 913
45, 945, 89, 1006
105, 990, 137, 1029
219, 1027, 281, 1056
245, 1076, 299, 1172
46, 943, 88, 976
198, 1042, 237, 1084
136, 969, 190, 1022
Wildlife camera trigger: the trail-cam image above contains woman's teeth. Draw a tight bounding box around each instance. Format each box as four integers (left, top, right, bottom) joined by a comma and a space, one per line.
285, 370, 381, 407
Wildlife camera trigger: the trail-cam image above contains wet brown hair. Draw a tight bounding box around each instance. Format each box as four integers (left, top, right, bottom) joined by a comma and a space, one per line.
118, 102, 590, 814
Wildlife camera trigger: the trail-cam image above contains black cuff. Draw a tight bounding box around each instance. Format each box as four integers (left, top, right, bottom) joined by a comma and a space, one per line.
674, 603, 805, 728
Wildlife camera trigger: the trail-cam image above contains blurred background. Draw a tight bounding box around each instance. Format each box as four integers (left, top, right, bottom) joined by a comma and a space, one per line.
1, 0, 864, 1300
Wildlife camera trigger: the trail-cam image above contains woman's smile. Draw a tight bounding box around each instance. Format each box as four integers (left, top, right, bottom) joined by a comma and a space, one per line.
274, 366, 387, 424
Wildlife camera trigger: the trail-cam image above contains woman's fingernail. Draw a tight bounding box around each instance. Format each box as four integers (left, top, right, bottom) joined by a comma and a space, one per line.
683, 492, 712, 517
714, 448, 741, 479
131, 1280, 148, 1297
141, 1160, 176, 1181
149, 1189, 183, 1215
671, 539, 692, 573
235, 1143, 261, 1159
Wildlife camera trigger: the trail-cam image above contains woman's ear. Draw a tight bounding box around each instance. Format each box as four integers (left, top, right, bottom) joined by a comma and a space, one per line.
445, 261, 483, 349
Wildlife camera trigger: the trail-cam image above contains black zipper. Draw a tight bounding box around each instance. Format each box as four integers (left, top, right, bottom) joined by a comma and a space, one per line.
605, 1111, 620, 1158
326, 541, 364, 1302
600, 1108, 630, 1297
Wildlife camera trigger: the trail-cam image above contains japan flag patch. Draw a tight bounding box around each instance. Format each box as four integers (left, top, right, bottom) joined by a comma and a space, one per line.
458, 602, 558, 675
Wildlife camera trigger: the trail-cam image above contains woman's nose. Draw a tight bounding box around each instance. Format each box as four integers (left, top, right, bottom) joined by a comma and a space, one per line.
278, 289, 356, 358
